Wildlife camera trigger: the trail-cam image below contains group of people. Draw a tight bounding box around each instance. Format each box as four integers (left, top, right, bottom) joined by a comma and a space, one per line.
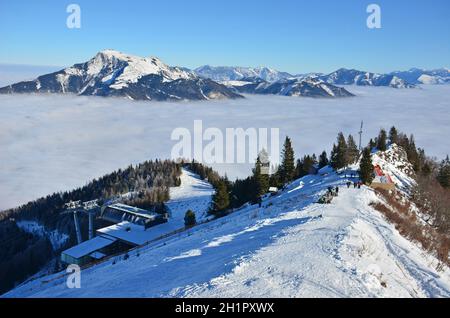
346, 181, 362, 189
327, 186, 339, 196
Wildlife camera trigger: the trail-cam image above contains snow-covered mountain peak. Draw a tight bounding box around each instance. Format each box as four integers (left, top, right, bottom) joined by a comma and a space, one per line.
85, 50, 194, 89
0, 50, 242, 101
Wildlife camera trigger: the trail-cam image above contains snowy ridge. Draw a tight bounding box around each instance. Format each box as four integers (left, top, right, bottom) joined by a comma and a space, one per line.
5, 152, 450, 297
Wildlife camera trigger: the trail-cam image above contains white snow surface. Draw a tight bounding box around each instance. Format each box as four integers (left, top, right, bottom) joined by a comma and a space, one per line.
5, 162, 450, 298
1, 85, 450, 211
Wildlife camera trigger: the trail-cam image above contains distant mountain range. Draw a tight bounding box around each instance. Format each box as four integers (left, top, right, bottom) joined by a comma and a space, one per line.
194, 65, 293, 83
1, 50, 448, 101
0, 50, 243, 101
223, 76, 354, 98
390, 68, 450, 84
195, 65, 450, 88
317, 68, 414, 89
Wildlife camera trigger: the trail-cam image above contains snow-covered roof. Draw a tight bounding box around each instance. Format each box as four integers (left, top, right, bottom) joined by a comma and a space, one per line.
97, 221, 178, 246
62, 236, 117, 259
107, 203, 156, 217
90, 251, 107, 260
100, 203, 160, 226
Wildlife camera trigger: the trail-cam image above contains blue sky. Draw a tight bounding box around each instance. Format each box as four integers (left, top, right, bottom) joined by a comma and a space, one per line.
0, 0, 449, 73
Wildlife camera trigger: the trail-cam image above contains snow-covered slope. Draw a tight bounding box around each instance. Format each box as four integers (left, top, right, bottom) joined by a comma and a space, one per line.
0, 50, 243, 101
4, 153, 450, 298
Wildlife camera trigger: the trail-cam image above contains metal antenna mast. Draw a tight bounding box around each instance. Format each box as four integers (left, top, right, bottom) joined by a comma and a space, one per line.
358, 120, 364, 151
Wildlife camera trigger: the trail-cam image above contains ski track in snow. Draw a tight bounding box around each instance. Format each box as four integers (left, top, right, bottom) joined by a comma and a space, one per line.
4, 165, 450, 298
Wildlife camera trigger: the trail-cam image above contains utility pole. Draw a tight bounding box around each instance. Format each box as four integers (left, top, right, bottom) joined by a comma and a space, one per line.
88, 212, 95, 240
73, 210, 82, 244
358, 120, 364, 151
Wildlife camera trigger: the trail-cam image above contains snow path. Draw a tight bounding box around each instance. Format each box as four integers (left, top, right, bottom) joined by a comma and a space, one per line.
4, 169, 450, 298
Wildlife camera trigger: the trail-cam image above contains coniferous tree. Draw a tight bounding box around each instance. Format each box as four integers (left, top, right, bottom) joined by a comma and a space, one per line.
331, 132, 348, 170
377, 129, 387, 151
359, 147, 374, 185
368, 138, 376, 150
295, 155, 315, 178
437, 156, 450, 188
318, 151, 329, 169
295, 159, 303, 179
406, 134, 421, 172
346, 134, 359, 164
253, 153, 269, 198
269, 167, 282, 189
389, 126, 399, 145
184, 210, 196, 226
211, 180, 230, 215
330, 144, 338, 169
302, 155, 316, 176
280, 136, 295, 184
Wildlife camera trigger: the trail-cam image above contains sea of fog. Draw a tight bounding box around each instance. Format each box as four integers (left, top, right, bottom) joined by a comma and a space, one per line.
1, 85, 450, 211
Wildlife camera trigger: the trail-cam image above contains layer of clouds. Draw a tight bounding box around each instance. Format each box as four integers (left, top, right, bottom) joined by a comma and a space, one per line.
1, 85, 450, 211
